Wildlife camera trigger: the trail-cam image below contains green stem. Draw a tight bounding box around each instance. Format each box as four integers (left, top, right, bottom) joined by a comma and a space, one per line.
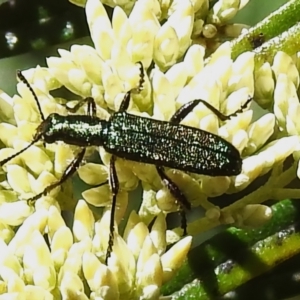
254, 22, 300, 67
171, 223, 300, 299
162, 200, 300, 297
231, 0, 300, 60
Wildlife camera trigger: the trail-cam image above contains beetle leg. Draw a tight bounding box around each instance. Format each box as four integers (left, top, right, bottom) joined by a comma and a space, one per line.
118, 91, 131, 112
156, 165, 190, 235
118, 62, 145, 112
28, 148, 86, 205
170, 97, 252, 124
65, 97, 97, 117
106, 155, 119, 264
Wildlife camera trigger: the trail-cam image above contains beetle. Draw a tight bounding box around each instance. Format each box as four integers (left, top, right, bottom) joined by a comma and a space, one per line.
0, 63, 251, 263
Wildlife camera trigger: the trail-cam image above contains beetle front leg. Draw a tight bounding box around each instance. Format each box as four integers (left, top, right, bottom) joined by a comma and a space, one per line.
28, 148, 86, 205
65, 97, 97, 117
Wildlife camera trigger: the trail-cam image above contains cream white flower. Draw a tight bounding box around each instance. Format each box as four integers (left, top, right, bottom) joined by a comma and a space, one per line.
243, 113, 275, 156
208, 0, 249, 24
254, 62, 275, 108
0, 90, 14, 123
232, 204, 273, 228
272, 51, 300, 88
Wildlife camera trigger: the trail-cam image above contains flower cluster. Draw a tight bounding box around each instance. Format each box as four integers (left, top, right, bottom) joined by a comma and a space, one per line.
0, 200, 190, 299
0, 0, 299, 298
70, 0, 250, 49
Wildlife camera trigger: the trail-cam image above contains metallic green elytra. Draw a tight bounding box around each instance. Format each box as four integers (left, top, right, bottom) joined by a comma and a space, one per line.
0, 63, 251, 264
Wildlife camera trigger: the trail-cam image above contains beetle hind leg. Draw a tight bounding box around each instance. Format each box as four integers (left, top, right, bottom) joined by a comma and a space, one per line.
170, 97, 252, 124
156, 165, 190, 235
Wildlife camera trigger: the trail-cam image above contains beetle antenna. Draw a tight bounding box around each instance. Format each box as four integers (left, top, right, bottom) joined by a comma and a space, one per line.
0, 138, 39, 166
16, 70, 45, 122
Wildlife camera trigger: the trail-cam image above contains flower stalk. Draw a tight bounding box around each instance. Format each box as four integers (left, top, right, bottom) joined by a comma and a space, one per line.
179, 161, 299, 238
